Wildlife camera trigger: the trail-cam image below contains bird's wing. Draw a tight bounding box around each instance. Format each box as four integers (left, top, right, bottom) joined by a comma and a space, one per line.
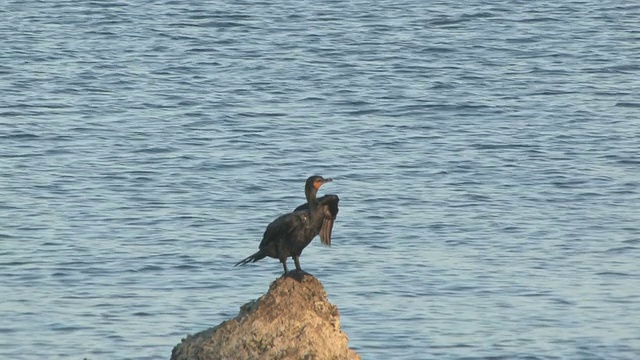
318, 195, 339, 246
294, 194, 340, 246
259, 211, 308, 249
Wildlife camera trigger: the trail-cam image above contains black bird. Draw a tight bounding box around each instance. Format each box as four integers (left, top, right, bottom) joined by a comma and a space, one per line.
235, 175, 340, 273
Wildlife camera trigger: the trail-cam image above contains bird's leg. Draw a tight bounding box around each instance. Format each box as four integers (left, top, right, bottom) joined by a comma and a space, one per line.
293, 255, 302, 272
275, 244, 288, 274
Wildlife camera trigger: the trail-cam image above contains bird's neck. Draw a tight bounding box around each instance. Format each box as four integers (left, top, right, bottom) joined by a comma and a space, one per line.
305, 187, 319, 209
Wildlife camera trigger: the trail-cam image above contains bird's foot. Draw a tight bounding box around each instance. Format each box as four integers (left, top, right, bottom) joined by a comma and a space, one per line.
283, 269, 310, 281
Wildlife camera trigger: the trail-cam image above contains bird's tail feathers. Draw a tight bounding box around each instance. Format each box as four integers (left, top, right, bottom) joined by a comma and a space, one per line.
235, 250, 266, 267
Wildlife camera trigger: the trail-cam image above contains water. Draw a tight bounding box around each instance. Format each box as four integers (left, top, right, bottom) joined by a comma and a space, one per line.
1, 1, 639, 359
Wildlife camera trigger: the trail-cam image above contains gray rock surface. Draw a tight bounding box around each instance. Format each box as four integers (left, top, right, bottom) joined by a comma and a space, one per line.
171, 272, 361, 360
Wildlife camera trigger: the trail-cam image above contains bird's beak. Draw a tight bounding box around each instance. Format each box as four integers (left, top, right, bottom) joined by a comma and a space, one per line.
314, 177, 333, 189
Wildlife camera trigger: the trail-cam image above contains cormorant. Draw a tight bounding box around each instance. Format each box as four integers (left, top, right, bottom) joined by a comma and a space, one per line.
235, 175, 340, 273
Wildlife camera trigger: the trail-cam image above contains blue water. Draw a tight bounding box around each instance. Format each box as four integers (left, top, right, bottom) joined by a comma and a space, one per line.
1, 1, 639, 359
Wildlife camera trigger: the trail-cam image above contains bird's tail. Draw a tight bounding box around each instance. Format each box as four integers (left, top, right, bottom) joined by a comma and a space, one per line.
235, 250, 266, 267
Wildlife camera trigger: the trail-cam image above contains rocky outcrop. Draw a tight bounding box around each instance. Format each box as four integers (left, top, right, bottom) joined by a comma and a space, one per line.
171, 272, 360, 360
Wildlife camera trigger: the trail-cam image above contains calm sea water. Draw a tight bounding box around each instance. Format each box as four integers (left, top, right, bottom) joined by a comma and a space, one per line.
1, 1, 639, 359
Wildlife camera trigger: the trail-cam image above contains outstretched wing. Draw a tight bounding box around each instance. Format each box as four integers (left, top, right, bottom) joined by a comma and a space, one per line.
294, 194, 340, 246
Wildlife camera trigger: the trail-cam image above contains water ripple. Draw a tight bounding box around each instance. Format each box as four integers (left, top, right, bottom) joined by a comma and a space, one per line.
1, 0, 640, 359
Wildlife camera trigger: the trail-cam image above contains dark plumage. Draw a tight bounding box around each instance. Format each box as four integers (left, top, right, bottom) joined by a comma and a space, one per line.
235, 176, 340, 273
293, 194, 339, 246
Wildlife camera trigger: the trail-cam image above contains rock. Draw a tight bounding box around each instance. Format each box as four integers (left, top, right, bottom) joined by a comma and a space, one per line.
171, 272, 361, 360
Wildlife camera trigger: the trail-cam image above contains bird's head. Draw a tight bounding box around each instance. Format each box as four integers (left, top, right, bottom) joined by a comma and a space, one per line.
306, 175, 332, 191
